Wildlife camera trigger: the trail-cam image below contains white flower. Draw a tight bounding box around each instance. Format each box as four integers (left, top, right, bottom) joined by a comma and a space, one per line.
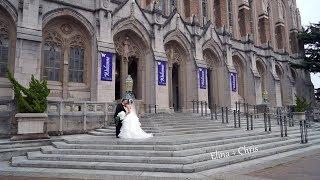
117, 111, 126, 120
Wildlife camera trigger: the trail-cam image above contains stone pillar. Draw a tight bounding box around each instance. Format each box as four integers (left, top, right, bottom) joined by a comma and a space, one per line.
238, 4, 251, 37
15, 0, 42, 86
258, 14, 270, 44
275, 22, 285, 50
289, 30, 299, 54
121, 58, 128, 99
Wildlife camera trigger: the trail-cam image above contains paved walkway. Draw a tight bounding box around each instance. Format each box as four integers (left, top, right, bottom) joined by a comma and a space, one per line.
247, 152, 320, 180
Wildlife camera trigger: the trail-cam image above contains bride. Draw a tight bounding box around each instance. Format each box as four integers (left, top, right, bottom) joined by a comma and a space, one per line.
118, 100, 153, 139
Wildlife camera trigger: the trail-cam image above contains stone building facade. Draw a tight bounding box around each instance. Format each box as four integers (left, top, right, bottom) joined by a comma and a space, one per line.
0, 0, 314, 113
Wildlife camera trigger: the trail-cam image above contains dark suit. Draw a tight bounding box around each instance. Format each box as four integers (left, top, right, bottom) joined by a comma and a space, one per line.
114, 103, 126, 137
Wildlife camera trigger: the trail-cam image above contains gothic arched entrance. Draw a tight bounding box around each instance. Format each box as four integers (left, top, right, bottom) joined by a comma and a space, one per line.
232, 55, 246, 102
113, 30, 153, 109
203, 49, 222, 107
165, 41, 190, 112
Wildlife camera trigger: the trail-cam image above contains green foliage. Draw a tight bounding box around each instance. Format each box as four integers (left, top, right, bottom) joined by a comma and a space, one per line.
7, 70, 50, 113
294, 95, 310, 112
291, 22, 320, 73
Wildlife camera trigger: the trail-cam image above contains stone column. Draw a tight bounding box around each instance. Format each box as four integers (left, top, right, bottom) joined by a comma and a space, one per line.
238, 4, 251, 37
121, 57, 128, 98
258, 14, 270, 45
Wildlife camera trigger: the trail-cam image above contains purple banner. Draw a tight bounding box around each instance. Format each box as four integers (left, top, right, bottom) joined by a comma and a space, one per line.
157, 60, 167, 86
230, 72, 237, 92
101, 52, 113, 81
199, 68, 207, 89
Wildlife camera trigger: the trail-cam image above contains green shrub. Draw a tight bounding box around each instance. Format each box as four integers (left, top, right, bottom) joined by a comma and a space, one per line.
7, 70, 50, 113
294, 95, 310, 112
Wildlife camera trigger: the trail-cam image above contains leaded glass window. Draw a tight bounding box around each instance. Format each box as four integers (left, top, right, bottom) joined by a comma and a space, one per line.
0, 36, 9, 77
69, 47, 84, 83
43, 43, 61, 81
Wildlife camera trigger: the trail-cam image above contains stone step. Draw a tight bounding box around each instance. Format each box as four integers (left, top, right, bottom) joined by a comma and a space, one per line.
66, 128, 299, 146
0, 139, 53, 161
43, 129, 312, 158
11, 135, 320, 173
40, 132, 320, 166
183, 137, 320, 173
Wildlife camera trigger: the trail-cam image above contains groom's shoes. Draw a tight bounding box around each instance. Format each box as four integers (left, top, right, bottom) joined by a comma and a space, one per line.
116, 136, 119, 138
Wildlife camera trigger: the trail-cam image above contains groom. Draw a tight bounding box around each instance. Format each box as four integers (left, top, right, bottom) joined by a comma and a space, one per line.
114, 99, 129, 138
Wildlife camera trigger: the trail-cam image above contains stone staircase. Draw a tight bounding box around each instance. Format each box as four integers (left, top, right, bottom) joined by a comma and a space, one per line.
89, 112, 278, 137
3, 113, 320, 179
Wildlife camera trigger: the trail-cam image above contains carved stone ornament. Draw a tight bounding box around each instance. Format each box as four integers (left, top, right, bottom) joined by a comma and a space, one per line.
166, 47, 181, 67
103, 0, 110, 8
0, 20, 9, 38
115, 36, 140, 62
60, 23, 73, 35
43, 31, 64, 47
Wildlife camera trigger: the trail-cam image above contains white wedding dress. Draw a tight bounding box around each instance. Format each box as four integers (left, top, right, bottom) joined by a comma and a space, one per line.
118, 104, 153, 139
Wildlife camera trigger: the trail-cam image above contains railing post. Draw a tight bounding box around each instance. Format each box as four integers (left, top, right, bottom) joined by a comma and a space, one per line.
300, 120, 305, 144
154, 104, 157, 114
250, 114, 253, 130
214, 104, 217, 120
304, 120, 308, 143
196, 100, 199, 114
234, 110, 237, 128
225, 107, 229, 124
83, 102, 87, 132
221, 107, 225, 124
268, 114, 271, 131
264, 112, 267, 132
59, 101, 64, 135
284, 116, 288, 137
201, 101, 204, 117
210, 105, 213, 120
246, 112, 249, 131
235, 101, 238, 112
238, 110, 241, 127
192, 100, 195, 113
149, 104, 152, 113
280, 115, 284, 137
205, 102, 208, 116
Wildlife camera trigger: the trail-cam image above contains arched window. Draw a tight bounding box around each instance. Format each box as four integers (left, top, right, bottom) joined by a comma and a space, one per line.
42, 18, 91, 99
0, 31, 9, 77
69, 46, 85, 83
43, 42, 61, 81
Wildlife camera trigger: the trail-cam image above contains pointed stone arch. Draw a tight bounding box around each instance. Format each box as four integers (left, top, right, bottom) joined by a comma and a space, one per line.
113, 23, 154, 111
203, 46, 224, 107
164, 30, 194, 112
232, 53, 247, 102
256, 58, 267, 104
43, 8, 94, 36
42, 14, 93, 100
112, 17, 152, 48
163, 29, 191, 56
0, 2, 17, 98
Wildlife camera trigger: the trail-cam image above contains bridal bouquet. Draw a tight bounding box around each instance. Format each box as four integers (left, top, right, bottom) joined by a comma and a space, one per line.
117, 111, 126, 120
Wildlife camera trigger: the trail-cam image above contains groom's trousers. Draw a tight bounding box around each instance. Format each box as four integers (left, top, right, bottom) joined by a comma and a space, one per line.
116, 121, 122, 137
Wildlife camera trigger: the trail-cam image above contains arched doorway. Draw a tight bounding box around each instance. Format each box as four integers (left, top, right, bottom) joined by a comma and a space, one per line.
42, 16, 92, 100
232, 55, 245, 102
113, 30, 150, 103
165, 41, 190, 112
203, 49, 221, 107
